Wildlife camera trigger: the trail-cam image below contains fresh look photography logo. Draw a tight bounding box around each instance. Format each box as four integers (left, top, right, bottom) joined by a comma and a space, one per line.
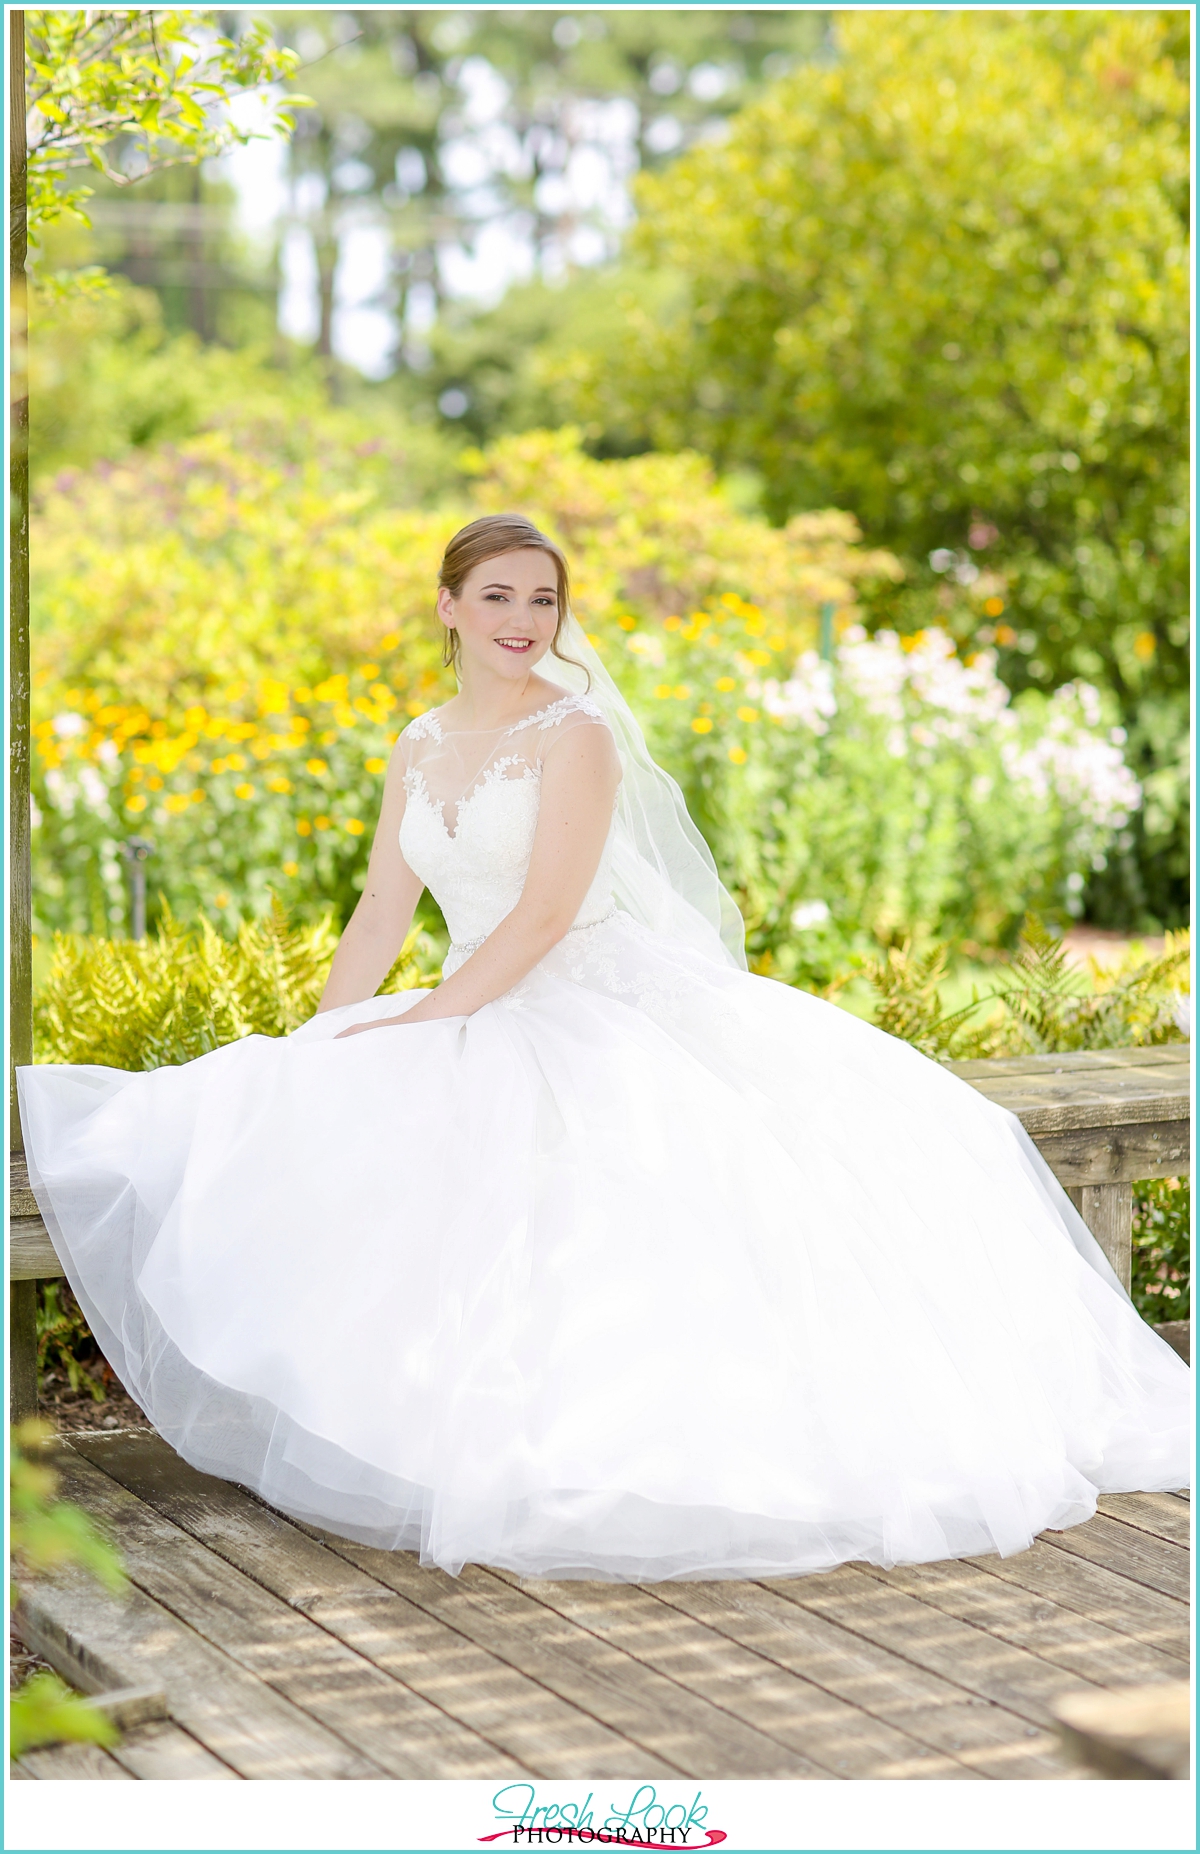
479, 1785, 727, 1848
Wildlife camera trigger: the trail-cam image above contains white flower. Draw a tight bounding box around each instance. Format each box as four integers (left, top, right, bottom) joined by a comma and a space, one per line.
1172, 993, 1191, 1038
53, 713, 87, 738
78, 767, 109, 813
762, 652, 837, 733
790, 899, 831, 931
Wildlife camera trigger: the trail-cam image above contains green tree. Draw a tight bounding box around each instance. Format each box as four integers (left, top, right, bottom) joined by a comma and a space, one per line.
567, 9, 1190, 928
26, 10, 306, 245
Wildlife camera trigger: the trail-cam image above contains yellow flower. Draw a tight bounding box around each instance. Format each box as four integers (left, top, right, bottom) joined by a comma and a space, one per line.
214, 892, 230, 909
653, 683, 673, 700
1134, 632, 1156, 662
211, 757, 228, 775
306, 759, 328, 776
296, 818, 312, 837
234, 783, 254, 801
125, 794, 147, 813
282, 861, 299, 878
715, 676, 737, 693
267, 777, 292, 794
164, 793, 191, 815
225, 753, 247, 772
314, 815, 331, 831
664, 616, 682, 632
984, 596, 1005, 617
672, 685, 691, 700
379, 632, 401, 651
344, 818, 365, 836
746, 649, 772, 667
618, 615, 637, 632
737, 706, 760, 724
334, 704, 357, 728
360, 664, 380, 681
293, 687, 313, 703
190, 790, 205, 804
147, 775, 164, 791
691, 717, 714, 734
405, 700, 427, 718
364, 757, 387, 775
728, 745, 748, 765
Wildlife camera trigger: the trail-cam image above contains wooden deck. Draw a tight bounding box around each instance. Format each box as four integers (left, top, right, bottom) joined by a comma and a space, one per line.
12, 1430, 1190, 1781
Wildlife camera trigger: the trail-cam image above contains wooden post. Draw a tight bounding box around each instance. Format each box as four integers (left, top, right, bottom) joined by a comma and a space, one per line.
9, 5, 30, 1134
10, 10, 36, 1421
1067, 1183, 1134, 1295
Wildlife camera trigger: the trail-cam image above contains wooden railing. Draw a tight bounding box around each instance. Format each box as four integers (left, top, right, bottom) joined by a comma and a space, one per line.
8, 1044, 1190, 1417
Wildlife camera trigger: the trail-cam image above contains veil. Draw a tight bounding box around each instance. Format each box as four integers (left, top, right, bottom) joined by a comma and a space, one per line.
539, 615, 747, 971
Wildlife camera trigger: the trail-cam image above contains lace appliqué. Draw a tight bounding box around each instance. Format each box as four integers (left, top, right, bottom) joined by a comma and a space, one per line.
404, 710, 445, 743
543, 914, 710, 1030
503, 694, 604, 737
403, 757, 540, 843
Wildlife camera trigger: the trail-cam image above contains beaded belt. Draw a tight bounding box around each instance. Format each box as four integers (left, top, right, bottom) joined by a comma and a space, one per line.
448, 907, 617, 965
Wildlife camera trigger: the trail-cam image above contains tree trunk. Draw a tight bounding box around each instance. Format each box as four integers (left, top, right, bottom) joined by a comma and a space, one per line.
10, 6, 31, 1151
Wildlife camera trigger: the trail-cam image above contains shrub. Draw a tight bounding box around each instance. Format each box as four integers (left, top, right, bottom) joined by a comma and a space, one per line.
32, 429, 1139, 963
860, 919, 1190, 1063
1132, 1178, 1190, 1324
34, 900, 441, 1071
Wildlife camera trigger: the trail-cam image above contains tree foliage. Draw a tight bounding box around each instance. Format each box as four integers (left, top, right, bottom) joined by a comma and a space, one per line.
564, 9, 1190, 927
26, 9, 307, 241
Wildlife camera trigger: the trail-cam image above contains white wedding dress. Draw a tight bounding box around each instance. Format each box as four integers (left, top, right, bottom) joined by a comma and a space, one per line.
18, 690, 1190, 1581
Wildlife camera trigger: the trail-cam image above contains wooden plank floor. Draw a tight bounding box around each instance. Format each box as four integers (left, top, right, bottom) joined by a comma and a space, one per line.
13, 1432, 1190, 1782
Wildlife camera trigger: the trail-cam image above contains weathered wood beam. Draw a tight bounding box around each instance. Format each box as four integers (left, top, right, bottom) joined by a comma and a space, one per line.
1067, 1184, 1134, 1291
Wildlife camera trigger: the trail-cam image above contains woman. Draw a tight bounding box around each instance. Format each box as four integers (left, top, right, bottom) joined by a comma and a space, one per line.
17, 513, 1189, 1582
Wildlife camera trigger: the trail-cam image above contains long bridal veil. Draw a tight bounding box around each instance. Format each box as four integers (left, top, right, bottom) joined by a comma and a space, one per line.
540, 614, 747, 970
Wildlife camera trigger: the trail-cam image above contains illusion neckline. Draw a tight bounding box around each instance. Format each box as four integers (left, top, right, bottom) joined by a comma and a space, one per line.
413, 693, 591, 739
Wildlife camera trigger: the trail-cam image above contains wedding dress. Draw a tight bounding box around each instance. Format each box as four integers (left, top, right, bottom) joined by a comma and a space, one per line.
17, 682, 1190, 1581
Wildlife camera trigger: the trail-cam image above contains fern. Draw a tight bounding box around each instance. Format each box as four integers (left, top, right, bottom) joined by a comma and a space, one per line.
862, 919, 1190, 1063
34, 899, 441, 1071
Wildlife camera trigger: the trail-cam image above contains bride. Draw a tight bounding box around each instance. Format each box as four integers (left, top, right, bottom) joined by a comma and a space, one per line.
18, 513, 1189, 1582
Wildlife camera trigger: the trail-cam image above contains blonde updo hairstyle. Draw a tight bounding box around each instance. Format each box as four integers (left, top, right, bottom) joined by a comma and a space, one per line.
437, 514, 587, 683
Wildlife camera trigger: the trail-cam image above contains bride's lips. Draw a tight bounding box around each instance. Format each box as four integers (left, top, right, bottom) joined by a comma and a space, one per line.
496, 637, 535, 652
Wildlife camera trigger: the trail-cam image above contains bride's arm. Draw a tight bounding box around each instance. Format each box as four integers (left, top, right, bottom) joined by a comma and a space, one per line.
317, 744, 425, 1012
336, 721, 620, 1035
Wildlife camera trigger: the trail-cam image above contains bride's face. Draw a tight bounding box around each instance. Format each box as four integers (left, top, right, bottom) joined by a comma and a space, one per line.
439, 549, 560, 681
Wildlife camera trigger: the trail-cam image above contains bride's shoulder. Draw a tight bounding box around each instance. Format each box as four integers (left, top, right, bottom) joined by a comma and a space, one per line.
509, 690, 607, 738
400, 705, 450, 745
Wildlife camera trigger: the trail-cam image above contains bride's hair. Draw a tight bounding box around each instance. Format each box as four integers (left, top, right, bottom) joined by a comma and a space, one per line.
437, 514, 588, 682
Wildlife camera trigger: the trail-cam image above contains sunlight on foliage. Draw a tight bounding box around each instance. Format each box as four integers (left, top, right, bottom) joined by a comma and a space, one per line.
34, 900, 440, 1071
861, 920, 1190, 1063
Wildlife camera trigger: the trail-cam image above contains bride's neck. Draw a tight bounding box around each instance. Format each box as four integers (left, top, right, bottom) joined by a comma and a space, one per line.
450, 663, 555, 731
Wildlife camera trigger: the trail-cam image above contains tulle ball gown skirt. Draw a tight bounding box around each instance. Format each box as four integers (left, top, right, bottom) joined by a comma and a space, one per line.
17, 913, 1190, 1582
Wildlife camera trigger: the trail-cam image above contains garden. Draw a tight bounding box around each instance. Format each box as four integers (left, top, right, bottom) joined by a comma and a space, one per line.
12, 6, 1191, 1758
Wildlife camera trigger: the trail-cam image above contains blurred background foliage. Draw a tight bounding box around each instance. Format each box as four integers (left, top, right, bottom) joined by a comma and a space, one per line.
31, 7, 1188, 940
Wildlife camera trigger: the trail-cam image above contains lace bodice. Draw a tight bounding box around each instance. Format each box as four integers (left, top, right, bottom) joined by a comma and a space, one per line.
398, 694, 617, 970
